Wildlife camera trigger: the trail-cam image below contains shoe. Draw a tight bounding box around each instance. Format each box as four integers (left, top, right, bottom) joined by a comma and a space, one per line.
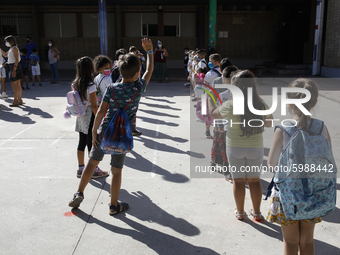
9, 101, 20, 107
191, 98, 197, 101
194, 104, 197, 108
92, 166, 109, 179
109, 202, 129, 216
55, 82, 59, 84
2, 92, 8, 98
18, 99, 23, 105
205, 131, 212, 139
68, 192, 84, 208
76, 165, 84, 178
132, 130, 142, 136
235, 209, 246, 221
26, 86, 30, 90
50, 81, 56, 84
39, 83, 42, 86
21, 86, 25, 90
249, 209, 263, 222
32, 83, 35, 86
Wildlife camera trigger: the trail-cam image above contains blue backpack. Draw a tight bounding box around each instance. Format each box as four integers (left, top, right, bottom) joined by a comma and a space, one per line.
100, 85, 138, 154
272, 119, 337, 220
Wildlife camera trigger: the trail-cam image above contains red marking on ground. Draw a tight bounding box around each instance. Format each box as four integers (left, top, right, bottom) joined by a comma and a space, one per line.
64, 211, 77, 217
252, 218, 265, 223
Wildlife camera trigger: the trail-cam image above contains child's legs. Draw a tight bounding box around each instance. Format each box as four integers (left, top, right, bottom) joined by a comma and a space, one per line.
77, 132, 88, 166
299, 221, 315, 255
1, 78, 5, 92
25, 75, 29, 86
37, 75, 41, 84
110, 154, 126, 206
281, 223, 300, 255
32, 75, 36, 84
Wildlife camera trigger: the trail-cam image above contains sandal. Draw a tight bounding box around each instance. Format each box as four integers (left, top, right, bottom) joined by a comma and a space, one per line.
9, 101, 19, 107
249, 209, 263, 221
68, 192, 84, 208
18, 99, 23, 105
235, 209, 246, 221
109, 202, 129, 216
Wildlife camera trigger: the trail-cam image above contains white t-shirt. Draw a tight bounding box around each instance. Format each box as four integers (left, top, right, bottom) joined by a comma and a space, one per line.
94, 74, 112, 98
84, 83, 97, 105
7, 46, 21, 64
204, 67, 222, 86
0, 52, 3, 65
198, 59, 207, 69
194, 84, 204, 98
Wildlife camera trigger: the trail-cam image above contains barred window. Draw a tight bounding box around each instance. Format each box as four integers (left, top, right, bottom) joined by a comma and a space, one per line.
0, 13, 33, 38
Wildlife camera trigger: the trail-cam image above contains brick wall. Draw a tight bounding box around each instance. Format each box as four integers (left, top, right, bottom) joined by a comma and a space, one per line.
323, 0, 340, 69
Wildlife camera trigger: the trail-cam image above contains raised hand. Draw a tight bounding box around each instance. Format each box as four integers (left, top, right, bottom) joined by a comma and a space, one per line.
141, 38, 153, 52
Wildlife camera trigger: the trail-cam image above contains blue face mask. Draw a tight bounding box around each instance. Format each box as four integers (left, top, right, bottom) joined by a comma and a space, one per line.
197, 57, 201, 61
208, 62, 214, 69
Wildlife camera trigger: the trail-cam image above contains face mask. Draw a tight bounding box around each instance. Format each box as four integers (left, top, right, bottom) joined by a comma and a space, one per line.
104, 69, 111, 76
27, 40, 30, 43
208, 62, 214, 69
184, 51, 188, 55
197, 57, 201, 61
5, 42, 10, 47
158, 44, 162, 48
48, 43, 52, 47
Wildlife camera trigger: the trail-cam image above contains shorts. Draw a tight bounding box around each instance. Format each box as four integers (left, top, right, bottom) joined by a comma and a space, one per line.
8, 63, 23, 82
21, 67, 30, 76
89, 134, 126, 169
227, 147, 263, 179
0, 65, 6, 78
31, 65, 41, 76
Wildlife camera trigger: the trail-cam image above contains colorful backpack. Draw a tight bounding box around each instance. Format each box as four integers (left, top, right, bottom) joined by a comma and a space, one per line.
63, 84, 89, 118
100, 85, 138, 154
273, 119, 337, 220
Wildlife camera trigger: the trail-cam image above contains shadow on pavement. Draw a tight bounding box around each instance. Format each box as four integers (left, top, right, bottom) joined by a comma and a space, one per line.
73, 209, 219, 255
0, 105, 36, 124
138, 127, 188, 143
137, 115, 179, 127
119, 190, 200, 236
139, 101, 181, 111
322, 207, 340, 224
20, 104, 53, 118
138, 109, 180, 118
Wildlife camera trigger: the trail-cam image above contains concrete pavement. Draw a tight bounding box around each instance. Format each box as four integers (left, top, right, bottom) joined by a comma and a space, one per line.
0, 79, 339, 255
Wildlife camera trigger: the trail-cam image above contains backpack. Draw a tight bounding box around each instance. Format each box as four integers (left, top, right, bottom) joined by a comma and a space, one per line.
63, 84, 89, 118
271, 119, 337, 220
212, 69, 222, 77
20, 56, 30, 69
95, 76, 106, 106
111, 65, 121, 83
30, 54, 38, 66
100, 84, 138, 154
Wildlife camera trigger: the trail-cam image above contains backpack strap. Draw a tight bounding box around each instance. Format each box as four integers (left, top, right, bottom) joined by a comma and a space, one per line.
111, 83, 139, 110
274, 124, 297, 137
307, 118, 324, 135
212, 69, 222, 77
97, 76, 106, 89
71, 83, 91, 110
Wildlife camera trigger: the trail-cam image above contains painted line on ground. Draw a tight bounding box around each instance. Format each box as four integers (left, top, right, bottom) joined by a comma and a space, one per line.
0, 124, 36, 146
51, 133, 66, 146
151, 124, 160, 178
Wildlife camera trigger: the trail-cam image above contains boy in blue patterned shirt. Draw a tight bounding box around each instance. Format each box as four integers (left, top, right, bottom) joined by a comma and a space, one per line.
69, 38, 154, 216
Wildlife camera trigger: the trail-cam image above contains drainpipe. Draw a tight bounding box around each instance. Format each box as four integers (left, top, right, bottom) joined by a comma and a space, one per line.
208, 0, 217, 54
99, 0, 108, 55
312, 0, 325, 76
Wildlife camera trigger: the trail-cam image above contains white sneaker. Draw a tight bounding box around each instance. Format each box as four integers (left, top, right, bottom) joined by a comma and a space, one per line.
2, 92, 8, 98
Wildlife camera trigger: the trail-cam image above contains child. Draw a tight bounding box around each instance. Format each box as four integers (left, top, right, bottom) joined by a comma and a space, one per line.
208, 70, 273, 221
68, 38, 154, 216
111, 48, 127, 83
73, 56, 108, 179
0, 53, 8, 99
194, 68, 214, 139
266, 79, 333, 255
183, 47, 190, 87
20, 48, 30, 90
196, 49, 207, 69
204, 53, 222, 87
29, 48, 42, 86
93, 55, 113, 105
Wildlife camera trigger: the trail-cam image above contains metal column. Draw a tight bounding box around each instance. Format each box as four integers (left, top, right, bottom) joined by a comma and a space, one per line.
312, 0, 325, 76
208, 0, 217, 54
99, 0, 108, 56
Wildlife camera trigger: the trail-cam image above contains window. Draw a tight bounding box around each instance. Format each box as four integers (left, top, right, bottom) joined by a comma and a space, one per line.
181, 13, 196, 37
0, 13, 33, 38
44, 13, 77, 38
141, 13, 158, 37
82, 13, 99, 37
164, 13, 179, 37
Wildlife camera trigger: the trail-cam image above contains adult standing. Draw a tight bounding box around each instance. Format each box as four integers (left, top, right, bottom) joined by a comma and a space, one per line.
154, 40, 169, 83
25, 36, 37, 57
0, 35, 23, 107
48, 39, 60, 84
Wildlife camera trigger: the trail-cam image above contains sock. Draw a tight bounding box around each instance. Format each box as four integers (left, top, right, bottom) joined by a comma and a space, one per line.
79, 165, 85, 171
94, 166, 99, 173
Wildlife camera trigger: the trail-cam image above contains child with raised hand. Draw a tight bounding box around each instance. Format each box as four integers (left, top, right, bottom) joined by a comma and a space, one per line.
68, 38, 154, 216
266, 78, 334, 255
73, 56, 108, 179
93, 54, 112, 104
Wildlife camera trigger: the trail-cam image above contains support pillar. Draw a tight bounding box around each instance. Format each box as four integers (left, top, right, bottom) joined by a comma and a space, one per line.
31, 5, 40, 52
99, 0, 108, 55
115, 5, 122, 49
208, 0, 217, 54
313, 0, 325, 76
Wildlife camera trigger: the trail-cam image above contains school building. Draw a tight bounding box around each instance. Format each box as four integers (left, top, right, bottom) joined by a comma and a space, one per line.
1, 0, 340, 77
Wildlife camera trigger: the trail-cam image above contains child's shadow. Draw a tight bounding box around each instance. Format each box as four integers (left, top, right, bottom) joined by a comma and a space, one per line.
74, 210, 219, 255
119, 190, 200, 236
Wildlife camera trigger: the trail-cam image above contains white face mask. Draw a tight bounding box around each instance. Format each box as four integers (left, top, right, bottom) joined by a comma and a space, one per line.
5, 42, 11, 47
158, 44, 162, 48
48, 43, 52, 47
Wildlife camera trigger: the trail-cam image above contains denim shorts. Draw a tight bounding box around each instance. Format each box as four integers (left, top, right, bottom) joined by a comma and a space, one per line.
89, 134, 126, 169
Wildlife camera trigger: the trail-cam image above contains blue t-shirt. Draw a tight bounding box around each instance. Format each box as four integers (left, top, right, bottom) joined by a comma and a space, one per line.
25, 42, 37, 57
29, 54, 40, 66
100, 79, 147, 133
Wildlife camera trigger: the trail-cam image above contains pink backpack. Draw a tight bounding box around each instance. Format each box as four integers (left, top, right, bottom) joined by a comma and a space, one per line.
63, 84, 89, 118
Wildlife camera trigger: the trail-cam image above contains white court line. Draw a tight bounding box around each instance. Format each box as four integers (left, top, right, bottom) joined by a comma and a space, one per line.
51, 133, 66, 146
151, 124, 160, 178
0, 147, 39, 150
0, 125, 36, 146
